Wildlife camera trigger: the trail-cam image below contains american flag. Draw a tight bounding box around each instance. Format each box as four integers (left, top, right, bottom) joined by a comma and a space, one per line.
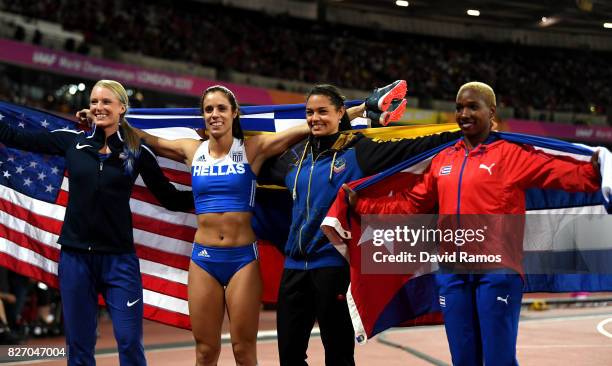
0, 102, 68, 287
0, 101, 200, 328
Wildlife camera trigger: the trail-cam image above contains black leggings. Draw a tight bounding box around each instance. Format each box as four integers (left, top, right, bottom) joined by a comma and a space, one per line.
276, 266, 355, 366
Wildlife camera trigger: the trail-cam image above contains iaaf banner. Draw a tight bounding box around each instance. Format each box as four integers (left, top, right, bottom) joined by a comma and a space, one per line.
0, 38, 303, 104
504, 118, 612, 143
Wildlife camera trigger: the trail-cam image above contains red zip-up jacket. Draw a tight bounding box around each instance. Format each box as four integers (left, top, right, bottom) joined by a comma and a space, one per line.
356, 137, 601, 274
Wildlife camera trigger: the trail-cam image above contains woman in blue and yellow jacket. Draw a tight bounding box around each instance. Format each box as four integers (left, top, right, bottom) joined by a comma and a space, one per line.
262, 83, 462, 366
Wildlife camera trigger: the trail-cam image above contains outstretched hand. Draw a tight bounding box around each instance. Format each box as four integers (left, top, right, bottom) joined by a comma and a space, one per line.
75, 109, 94, 127
342, 184, 358, 209
591, 149, 600, 172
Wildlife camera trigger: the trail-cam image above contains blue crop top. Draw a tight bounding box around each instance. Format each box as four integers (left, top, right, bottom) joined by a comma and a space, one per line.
191, 138, 257, 214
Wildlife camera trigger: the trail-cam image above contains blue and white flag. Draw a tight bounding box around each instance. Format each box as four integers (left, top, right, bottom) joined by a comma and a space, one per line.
126, 100, 366, 133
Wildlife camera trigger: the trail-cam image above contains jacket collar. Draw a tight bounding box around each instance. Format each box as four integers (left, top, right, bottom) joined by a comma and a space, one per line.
453, 132, 500, 152
309, 132, 340, 156
87, 124, 125, 153
306, 131, 363, 160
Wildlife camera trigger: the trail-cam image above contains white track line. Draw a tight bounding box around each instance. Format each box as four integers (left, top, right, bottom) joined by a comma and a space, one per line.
596, 317, 612, 339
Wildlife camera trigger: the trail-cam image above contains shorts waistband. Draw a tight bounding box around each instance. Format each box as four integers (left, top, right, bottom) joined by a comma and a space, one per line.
192, 242, 258, 262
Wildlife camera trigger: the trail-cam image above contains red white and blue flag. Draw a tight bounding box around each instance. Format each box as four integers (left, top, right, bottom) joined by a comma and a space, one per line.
322, 133, 612, 343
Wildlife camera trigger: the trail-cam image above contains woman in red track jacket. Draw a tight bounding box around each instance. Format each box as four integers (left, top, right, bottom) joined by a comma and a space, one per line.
350, 82, 601, 366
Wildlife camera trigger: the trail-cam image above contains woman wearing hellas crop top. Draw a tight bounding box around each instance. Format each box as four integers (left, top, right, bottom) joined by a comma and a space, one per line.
105, 85, 312, 366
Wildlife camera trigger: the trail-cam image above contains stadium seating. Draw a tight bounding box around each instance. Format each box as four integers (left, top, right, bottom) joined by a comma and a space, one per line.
1, 0, 611, 119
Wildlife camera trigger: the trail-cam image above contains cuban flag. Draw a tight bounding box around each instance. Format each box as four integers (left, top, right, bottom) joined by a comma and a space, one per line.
321, 132, 612, 344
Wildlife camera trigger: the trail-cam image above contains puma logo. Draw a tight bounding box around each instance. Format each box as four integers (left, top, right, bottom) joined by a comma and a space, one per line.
479, 163, 495, 175
496, 295, 509, 305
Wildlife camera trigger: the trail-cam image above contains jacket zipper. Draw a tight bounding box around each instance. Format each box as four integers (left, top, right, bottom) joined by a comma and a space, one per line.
453, 149, 469, 258
457, 149, 469, 216
92, 157, 104, 251
297, 161, 315, 255
297, 148, 331, 269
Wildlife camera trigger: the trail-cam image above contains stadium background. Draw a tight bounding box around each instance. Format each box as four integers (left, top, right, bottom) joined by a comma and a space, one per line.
0, 0, 611, 364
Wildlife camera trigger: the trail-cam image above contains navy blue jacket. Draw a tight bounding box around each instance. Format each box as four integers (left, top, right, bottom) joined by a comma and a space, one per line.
0, 122, 193, 253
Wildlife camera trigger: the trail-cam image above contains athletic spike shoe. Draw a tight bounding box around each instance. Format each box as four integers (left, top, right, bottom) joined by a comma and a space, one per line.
365, 80, 407, 112
367, 98, 407, 127
380, 98, 407, 126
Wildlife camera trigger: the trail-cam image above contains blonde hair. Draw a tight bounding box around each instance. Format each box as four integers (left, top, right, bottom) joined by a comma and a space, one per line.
93, 80, 140, 155
457, 81, 496, 107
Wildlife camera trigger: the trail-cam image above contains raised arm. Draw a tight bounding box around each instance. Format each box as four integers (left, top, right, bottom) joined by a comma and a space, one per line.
247, 124, 310, 174
0, 119, 74, 156
508, 143, 600, 192
130, 126, 197, 164
355, 131, 462, 176
346, 103, 365, 121
76, 108, 198, 164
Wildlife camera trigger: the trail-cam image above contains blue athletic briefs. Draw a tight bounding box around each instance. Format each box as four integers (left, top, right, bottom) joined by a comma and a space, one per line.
191, 242, 259, 286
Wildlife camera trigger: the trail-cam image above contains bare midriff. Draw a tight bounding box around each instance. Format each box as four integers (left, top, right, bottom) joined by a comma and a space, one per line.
194, 211, 256, 247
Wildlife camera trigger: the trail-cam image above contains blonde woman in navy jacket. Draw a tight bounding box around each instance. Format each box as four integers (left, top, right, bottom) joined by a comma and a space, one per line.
1, 80, 194, 365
